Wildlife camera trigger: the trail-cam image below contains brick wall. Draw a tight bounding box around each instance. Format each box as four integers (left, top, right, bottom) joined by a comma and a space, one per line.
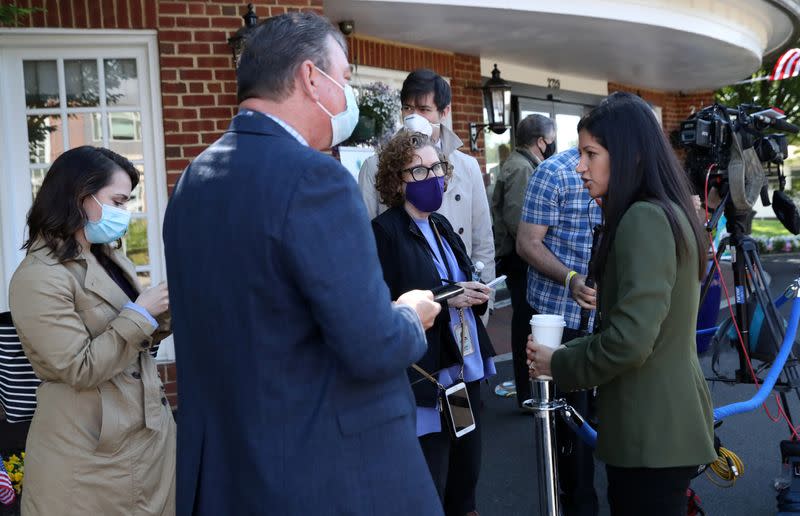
11, 0, 324, 411
12, 0, 324, 191
350, 35, 486, 168
451, 53, 485, 167
157, 1, 324, 189
10, 3, 484, 177
607, 82, 715, 135
157, 361, 178, 408
3, 0, 158, 28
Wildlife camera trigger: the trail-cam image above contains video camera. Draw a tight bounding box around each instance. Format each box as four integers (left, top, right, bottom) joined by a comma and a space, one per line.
679, 103, 800, 234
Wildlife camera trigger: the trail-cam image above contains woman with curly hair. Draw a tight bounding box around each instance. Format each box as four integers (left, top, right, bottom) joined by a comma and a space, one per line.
371, 130, 495, 516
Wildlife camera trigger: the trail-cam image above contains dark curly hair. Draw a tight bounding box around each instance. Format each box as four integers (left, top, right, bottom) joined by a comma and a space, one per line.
375, 131, 452, 208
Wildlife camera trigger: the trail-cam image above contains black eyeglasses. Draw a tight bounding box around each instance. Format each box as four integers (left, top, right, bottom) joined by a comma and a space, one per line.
401, 161, 448, 182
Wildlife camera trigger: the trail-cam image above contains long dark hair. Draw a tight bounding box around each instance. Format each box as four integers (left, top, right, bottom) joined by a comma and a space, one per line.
22, 146, 139, 262
578, 92, 706, 282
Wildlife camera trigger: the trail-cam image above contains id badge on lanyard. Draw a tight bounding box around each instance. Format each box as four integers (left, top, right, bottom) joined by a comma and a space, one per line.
453, 309, 475, 357
430, 222, 475, 358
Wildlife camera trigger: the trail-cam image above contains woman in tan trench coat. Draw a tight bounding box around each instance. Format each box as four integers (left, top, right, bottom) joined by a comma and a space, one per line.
9, 146, 176, 516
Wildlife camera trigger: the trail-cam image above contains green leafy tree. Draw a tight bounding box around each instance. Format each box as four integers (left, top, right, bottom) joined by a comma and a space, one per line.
0, 3, 38, 26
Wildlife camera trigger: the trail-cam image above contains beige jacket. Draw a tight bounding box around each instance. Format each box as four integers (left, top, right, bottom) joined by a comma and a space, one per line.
9, 242, 175, 516
357, 125, 496, 284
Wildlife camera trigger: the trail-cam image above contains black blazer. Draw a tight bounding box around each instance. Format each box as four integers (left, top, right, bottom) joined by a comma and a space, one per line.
372, 206, 495, 407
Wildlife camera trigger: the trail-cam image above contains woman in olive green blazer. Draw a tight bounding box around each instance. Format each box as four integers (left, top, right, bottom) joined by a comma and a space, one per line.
527, 92, 716, 516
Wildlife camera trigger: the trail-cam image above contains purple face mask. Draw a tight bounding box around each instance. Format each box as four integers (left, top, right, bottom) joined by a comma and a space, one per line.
405, 175, 445, 212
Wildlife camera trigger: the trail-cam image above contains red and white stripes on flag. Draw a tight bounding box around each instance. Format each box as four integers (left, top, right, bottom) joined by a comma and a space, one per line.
0, 459, 15, 506
770, 48, 800, 81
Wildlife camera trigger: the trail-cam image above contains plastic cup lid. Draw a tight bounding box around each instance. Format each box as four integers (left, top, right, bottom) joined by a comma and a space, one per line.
530, 314, 566, 327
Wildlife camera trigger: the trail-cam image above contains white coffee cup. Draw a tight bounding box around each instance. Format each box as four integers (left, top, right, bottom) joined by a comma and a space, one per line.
529, 314, 566, 380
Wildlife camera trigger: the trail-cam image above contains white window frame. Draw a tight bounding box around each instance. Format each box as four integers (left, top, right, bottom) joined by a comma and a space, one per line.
0, 29, 168, 312
351, 64, 411, 92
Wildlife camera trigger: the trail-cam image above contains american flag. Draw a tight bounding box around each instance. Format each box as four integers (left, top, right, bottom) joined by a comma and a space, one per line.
0, 458, 15, 506
770, 48, 800, 81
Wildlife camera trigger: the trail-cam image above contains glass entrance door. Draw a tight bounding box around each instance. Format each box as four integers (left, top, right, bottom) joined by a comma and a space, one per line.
517, 97, 587, 153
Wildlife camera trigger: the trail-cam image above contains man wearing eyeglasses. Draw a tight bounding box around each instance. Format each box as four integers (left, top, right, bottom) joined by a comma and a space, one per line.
358, 69, 495, 297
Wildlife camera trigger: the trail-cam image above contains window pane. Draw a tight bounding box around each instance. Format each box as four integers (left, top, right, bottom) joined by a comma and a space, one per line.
108, 112, 143, 161
30, 167, 47, 201
555, 114, 581, 154
483, 128, 510, 174
123, 218, 149, 266
24, 60, 59, 109
519, 109, 549, 119
65, 59, 99, 107
66, 112, 102, 149
129, 165, 146, 213
104, 59, 139, 107
28, 114, 63, 164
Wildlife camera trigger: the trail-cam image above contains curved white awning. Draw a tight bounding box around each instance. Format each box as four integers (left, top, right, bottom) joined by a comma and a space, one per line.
324, 0, 800, 91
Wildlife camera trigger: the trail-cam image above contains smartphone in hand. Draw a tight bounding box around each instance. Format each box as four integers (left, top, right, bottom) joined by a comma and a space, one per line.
431, 284, 465, 303
484, 275, 507, 289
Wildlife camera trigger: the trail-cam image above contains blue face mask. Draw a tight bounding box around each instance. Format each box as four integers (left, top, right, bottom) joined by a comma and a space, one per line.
84, 195, 131, 244
315, 66, 360, 147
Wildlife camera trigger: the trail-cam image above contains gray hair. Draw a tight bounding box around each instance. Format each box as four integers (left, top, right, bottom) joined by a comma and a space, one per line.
237, 12, 347, 103
516, 114, 555, 148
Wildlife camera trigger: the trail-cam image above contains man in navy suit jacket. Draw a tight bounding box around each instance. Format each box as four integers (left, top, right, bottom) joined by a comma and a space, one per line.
164, 12, 443, 516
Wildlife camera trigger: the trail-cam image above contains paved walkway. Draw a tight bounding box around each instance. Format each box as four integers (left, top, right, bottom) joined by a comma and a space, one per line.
486, 303, 513, 357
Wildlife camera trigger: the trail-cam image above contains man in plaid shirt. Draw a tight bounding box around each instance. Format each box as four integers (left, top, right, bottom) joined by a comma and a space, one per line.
517, 146, 600, 516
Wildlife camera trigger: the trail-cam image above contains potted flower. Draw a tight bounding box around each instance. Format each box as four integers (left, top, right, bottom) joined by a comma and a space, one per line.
343, 81, 401, 147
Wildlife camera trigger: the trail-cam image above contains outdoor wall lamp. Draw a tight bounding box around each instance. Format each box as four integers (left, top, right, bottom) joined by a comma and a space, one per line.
227, 3, 259, 66
338, 20, 355, 36
469, 64, 512, 152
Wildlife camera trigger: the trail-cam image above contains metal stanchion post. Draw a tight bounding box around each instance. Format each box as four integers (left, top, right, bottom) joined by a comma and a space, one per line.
522, 378, 565, 516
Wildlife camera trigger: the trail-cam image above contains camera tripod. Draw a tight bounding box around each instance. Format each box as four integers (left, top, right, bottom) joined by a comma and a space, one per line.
700, 193, 800, 435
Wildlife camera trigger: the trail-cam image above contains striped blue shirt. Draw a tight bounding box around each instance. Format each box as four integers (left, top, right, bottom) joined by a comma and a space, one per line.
521, 148, 600, 330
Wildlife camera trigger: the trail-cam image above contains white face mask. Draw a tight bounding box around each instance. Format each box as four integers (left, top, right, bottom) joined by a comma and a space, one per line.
403, 114, 433, 136
315, 66, 360, 147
